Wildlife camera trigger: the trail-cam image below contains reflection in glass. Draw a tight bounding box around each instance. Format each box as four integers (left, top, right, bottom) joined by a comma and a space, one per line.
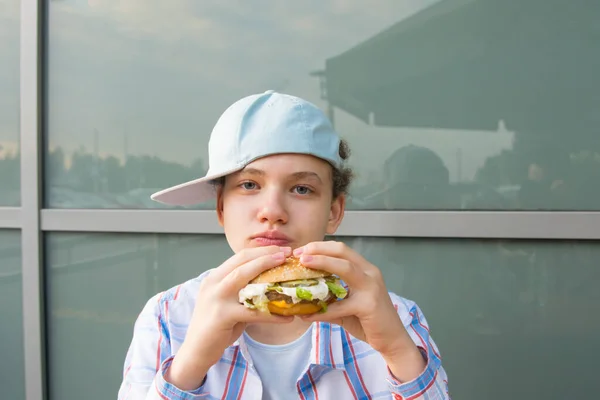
343, 235, 600, 399
0, 230, 25, 399
0, 0, 21, 206
325, 0, 600, 211
46, 232, 599, 399
45, 233, 233, 400
46, 0, 599, 210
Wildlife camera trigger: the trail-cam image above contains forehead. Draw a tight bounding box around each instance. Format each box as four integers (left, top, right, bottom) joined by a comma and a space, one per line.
238, 153, 333, 177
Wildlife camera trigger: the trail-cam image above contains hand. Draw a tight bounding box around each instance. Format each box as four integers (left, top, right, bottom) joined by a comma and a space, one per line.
295, 241, 425, 381
167, 246, 294, 389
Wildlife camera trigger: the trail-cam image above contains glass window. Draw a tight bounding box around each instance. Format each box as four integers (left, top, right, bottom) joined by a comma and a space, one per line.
343, 236, 599, 399
46, 232, 599, 400
0, 0, 20, 206
45, 1, 600, 210
0, 230, 25, 399
45, 233, 233, 399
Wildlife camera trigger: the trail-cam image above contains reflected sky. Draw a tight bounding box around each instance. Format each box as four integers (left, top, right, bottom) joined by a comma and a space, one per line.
40, 0, 517, 208
46, 0, 455, 168
0, 0, 19, 154
2, 0, 598, 209
0, 0, 20, 206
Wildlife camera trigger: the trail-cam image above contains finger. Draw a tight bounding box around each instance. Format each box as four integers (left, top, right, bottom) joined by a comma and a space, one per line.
300, 298, 356, 323
295, 241, 367, 268
298, 254, 364, 288
210, 245, 291, 282
220, 251, 289, 294
233, 305, 295, 324
294, 241, 351, 258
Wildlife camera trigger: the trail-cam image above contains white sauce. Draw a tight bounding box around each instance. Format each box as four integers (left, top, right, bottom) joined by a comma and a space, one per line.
238, 283, 270, 306
239, 278, 330, 306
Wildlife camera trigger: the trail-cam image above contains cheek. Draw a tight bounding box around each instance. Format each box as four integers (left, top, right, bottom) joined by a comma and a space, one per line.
221, 200, 243, 223
220, 194, 260, 225
221, 205, 248, 251
295, 203, 332, 229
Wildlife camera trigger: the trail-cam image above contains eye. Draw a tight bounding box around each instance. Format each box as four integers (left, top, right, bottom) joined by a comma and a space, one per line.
293, 185, 313, 195
240, 181, 258, 190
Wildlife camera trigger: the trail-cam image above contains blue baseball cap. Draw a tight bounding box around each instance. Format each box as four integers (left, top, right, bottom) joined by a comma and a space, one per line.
151, 90, 343, 206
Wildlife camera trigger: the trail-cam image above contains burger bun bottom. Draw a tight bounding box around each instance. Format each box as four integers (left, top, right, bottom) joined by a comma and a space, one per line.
267, 297, 337, 316
268, 302, 322, 316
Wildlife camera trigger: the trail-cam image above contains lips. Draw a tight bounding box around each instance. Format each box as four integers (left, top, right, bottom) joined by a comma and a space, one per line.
250, 231, 292, 246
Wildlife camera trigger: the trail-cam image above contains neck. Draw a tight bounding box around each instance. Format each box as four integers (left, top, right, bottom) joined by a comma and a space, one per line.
245, 317, 313, 345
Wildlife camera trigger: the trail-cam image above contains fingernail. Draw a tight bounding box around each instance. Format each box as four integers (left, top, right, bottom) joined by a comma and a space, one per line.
272, 252, 285, 260
280, 246, 292, 255
293, 247, 304, 256
300, 254, 313, 263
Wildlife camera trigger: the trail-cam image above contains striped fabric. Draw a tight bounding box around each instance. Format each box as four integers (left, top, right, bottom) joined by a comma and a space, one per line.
118, 271, 450, 400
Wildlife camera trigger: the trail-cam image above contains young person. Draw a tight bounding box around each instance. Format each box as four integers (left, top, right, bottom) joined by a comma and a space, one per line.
118, 90, 450, 399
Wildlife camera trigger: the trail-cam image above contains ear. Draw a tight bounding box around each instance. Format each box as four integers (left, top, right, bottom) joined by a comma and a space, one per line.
216, 186, 225, 227
326, 194, 346, 235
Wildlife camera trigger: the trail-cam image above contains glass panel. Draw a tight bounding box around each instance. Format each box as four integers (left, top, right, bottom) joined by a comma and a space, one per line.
45, 1, 600, 210
0, 0, 20, 206
344, 236, 600, 399
46, 232, 599, 399
0, 230, 25, 400
45, 233, 233, 400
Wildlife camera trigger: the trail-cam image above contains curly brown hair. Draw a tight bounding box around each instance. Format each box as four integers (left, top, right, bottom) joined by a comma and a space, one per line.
332, 139, 354, 198
211, 139, 354, 199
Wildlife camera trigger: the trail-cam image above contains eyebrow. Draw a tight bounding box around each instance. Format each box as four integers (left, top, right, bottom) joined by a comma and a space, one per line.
239, 168, 265, 177
291, 171, 323, 184
239, 168, 323, 183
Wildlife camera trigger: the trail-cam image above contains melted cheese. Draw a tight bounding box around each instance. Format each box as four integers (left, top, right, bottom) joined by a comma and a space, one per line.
270, 300, 293, 308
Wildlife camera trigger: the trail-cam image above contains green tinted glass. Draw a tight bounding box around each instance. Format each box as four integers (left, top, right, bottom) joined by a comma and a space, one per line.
45, 233, 232, 399
0, 230, 25, 399
46, 232, 598, 399
0, 0, 20, 206
46, 0, 600, 210
342, 236, 599, 399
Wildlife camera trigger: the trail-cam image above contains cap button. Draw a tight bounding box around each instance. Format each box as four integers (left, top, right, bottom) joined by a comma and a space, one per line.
264, 89, 276, 94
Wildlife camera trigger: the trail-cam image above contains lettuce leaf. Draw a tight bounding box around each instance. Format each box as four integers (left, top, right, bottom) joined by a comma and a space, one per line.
318, 301, 328, 313
326, 281, 348, 299
296, 287, 313, 301
267, 285, 283, 293
280, 279, 319, 287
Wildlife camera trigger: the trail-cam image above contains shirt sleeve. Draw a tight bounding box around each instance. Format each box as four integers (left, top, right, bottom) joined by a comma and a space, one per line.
117, 293, 211, 399
386, 294, 451, 400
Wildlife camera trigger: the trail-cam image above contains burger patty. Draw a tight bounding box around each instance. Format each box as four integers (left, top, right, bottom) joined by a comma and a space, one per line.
265, 291, 292, 303
266, 290, 334, 304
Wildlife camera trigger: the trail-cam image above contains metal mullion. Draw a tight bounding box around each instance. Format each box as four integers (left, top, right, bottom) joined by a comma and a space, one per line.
40, 209, 600, 240
20, 0, 46, 399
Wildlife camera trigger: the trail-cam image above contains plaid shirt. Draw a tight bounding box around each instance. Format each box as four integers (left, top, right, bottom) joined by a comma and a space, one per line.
118, 271, 450, 400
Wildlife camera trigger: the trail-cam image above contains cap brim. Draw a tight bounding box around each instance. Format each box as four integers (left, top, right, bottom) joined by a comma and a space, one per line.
150, 166, 243, 206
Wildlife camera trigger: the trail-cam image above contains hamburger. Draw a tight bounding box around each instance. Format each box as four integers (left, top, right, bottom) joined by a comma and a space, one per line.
238, 256, 348, 316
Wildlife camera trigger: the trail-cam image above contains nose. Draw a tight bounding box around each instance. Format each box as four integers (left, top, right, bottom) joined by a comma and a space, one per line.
256, 188, 288, 225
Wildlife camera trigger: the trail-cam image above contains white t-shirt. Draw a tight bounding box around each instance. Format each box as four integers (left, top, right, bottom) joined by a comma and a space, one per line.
243, 326, 313, 400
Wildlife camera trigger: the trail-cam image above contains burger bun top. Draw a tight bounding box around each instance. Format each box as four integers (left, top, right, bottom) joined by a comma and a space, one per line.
250, 256, 330, 284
